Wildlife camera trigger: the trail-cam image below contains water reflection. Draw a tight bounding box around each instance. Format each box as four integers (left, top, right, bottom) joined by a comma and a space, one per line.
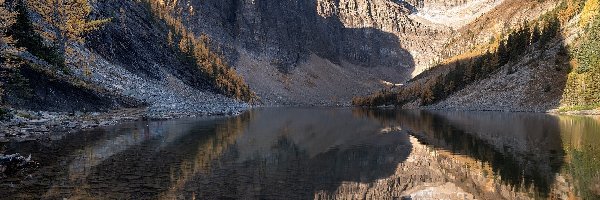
357, 109, 566, 198
558, 115, 600, 199
180, 108, 412, 199
1, 108, 599, 199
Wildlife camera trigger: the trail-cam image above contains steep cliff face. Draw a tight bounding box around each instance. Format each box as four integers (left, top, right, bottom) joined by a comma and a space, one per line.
315, 0, 451, 72
169, 0, 416, 70
149, 0, 464, 105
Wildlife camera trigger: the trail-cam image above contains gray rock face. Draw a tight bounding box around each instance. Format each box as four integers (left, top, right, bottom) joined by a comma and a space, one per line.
80, 0, 249, 116
171, 0, 416, 73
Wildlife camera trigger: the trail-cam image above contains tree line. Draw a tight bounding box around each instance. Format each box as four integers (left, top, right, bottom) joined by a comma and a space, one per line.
0, 0, 18, 112
562, 0, 600, 109
353, 5, 564, 107
0, 0, 106, 118
147, 0, 258, 103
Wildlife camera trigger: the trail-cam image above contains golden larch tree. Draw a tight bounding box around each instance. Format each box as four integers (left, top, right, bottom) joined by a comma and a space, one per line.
0, 0, 17, 58
0, 0, 19, 104
28, 0, 108, 61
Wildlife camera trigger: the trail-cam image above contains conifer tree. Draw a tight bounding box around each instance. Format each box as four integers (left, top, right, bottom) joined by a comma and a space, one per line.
531, 23, 541, 44
497, 41, 509, 67
0, 0, 19, 104
540, 16, 560, 47
28, 0, 109, 61
9, 0, 64, 67
421, 86, 434, 105
0, 0, 18, 60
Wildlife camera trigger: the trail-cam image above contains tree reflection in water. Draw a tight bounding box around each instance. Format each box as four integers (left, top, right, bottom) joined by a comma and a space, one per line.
356, 109, 565, 198
1, 108, 599, 199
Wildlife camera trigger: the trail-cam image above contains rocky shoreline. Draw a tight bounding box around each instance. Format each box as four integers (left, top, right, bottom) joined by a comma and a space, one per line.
0, 105, 250, 143
0, 108, 144, 143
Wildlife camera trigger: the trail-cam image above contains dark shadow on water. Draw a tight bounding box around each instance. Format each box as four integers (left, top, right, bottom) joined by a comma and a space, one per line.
0, 124, 135, 197
0, 114, 251, 199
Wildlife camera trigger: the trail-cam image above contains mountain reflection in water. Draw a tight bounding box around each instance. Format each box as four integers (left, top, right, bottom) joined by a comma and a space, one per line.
1, 108, 599, 199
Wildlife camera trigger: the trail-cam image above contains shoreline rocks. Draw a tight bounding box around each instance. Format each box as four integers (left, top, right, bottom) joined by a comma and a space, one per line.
0, 105, 250, 143
0, 153, 39, 178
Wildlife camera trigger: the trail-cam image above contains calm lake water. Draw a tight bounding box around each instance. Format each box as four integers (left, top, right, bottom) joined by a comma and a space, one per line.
1, 108, 600, 199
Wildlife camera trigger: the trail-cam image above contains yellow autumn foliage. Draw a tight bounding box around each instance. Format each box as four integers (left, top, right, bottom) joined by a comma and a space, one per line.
580, 0, 600, 27
147, 0, 258, 103
559, 1, 582, 24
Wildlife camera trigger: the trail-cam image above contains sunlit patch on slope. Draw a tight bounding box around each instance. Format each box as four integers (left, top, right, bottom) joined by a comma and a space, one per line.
410, 0, 505, 29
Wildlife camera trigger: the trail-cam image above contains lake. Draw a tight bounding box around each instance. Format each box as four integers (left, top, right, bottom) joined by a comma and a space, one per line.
1, 108, 599, 199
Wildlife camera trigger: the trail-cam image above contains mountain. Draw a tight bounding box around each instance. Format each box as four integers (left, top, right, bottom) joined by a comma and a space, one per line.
353, 0, 600, 113
0, 0, 597, 115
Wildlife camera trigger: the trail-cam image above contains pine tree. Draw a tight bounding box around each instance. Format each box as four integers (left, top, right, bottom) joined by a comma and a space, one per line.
0, 0, 18, 104
531, 23, 541, 44
421, 86, 434, 105
466, 62, 476, 83
28, 0, 109, 62
10, 0, 64, 67
0, 0, 18, 61
540, 16, 560, 47
167, 30, 174, 47
497, 41, 509, 67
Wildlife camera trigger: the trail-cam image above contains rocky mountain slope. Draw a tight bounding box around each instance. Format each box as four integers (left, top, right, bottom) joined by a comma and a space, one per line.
140, 0, 513, 105
1, 0, 589, 115
148, 0, 570, 106
354, 0, 600, 112
159, 0, 410, 105
428, 0, 599, 112
1, 0, 250, 118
